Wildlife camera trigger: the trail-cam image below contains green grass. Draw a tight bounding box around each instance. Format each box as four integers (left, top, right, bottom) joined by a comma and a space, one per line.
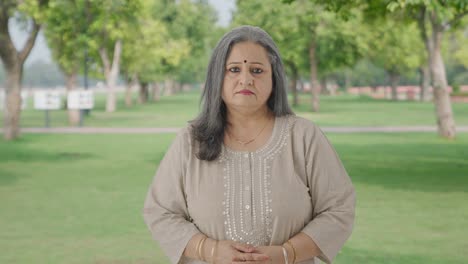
1, 133, 467, 263
4, 91, 468, 128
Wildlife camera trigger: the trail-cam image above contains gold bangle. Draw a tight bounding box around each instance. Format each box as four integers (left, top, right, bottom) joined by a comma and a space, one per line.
286, 240, 297, 264
197, 237, 207, 261
195, 237, 203, 259
211, 240, 218, 264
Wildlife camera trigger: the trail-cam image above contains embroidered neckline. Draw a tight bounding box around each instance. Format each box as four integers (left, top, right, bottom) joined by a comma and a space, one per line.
222, 115, 284, 156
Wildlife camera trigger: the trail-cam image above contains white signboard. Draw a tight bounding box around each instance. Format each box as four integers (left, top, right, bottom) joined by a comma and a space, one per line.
21, 91, 28, 109
0, 90, 29, 110
34, 90, 62, 110
68, 90, 94, 110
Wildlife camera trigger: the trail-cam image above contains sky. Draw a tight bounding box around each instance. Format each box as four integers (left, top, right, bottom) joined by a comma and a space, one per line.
9, 0, 235, 66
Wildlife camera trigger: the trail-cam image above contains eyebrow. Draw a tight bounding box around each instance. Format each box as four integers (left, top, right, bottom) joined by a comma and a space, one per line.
227, 61, 265, 66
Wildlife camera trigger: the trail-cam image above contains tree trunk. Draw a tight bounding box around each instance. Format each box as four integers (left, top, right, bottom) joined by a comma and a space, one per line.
99, 39, 122, 113
320, 77, 327, 95
65, 72, 80, 126
418, 7, 456, 138
0, 15, 40, 140
3, 66, 22, 139
139, 82, 149, 104
174, 82, 181, 93
344, 70, 351, 92
419, 64, 431, 101
164, 79, 174, 96
389, 71, 400, 101
309, 40, 320, 112
152, 82, 160, 102
124, 74, 135, 107
430, 27, 456, 139
124, 84, 133, 108
288, 62, 299, 107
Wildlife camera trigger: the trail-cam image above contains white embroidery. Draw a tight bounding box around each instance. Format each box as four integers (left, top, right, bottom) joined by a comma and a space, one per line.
220, 116, 291, 246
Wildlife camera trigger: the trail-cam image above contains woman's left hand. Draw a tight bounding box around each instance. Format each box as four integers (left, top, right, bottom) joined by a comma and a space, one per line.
232, 245, 284, 264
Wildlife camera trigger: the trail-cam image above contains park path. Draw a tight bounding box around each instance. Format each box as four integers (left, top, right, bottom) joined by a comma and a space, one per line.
4, 126, 468, 134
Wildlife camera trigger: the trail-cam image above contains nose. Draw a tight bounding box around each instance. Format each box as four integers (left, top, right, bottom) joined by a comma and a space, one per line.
239, 70, 254, 87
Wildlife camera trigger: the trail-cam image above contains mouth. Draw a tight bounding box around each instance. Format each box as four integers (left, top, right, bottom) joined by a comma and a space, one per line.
237, 89, 255, 95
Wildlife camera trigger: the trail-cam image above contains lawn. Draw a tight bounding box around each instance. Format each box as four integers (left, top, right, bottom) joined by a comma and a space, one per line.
3, 91, 468, 128
1, 132, 467, 264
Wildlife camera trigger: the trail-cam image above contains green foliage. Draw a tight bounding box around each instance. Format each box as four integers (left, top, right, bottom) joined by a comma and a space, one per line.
160, 0, 220, 83
452, 25, 468, 68
234, 0, 367, 80
44, 0, 87, 75
348, 59, 388, 87
17, 0, 50, 23
120, 0, 190, 83
233, 0, 308, 77
366, 19, 423, 77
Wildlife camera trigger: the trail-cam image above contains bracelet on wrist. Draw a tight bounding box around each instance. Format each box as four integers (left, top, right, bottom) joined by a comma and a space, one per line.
285, 240, 297, 264
210, 240, 218, 264
281, 246, 289, 264
197, 236, 207, 261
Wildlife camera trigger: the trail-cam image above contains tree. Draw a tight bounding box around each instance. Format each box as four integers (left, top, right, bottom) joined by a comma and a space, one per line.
44, 0, 88, 126
120, 0, 190, 105
306, 0, 468, 138
233, 0, 308, 107
235, 0, 366, 111
170, 0, 219, 86
375, 0, 468, 138
148, 0, 219, 95
366, 19, 422, 100
86, 0, 142, 112
0, 0, 49, 140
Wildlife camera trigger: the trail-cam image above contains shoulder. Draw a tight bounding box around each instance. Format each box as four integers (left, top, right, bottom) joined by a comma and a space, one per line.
166, 123, 193, 152
283, 115, 321, 136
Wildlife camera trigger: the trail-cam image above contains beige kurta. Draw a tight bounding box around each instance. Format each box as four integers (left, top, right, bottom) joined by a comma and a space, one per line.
143, 115, 355, 264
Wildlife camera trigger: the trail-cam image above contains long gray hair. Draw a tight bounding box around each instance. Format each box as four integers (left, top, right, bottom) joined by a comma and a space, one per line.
191, 25, 293, 161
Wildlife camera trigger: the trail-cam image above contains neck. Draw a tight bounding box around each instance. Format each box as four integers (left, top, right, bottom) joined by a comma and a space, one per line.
226, 106, 271, 128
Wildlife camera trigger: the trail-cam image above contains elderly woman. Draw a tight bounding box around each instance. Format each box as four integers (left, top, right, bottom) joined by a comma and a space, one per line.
143, 25, 355, 264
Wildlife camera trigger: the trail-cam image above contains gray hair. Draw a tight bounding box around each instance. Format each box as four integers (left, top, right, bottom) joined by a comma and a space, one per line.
191, 25, 294, 161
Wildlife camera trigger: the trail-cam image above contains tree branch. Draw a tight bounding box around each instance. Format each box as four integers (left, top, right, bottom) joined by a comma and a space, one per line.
112, 39, 122, 71
99, 47, 111, 79
416, 6, 430, 50
18, 20, 41, 63
443, 9, 468, 29
0, 6, 18, 68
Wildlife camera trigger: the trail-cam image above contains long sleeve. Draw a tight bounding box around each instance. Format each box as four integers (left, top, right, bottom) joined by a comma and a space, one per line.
142, 127, 200, 264
300, 124, 356, 264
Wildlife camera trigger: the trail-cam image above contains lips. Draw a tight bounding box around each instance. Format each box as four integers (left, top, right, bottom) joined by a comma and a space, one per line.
237, 89, 254, 95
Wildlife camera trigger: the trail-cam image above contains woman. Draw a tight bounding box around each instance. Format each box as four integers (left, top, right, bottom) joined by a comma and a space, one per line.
143, 25, 355, 264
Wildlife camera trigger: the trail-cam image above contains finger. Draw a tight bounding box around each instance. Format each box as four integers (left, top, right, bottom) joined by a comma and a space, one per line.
251, 253, 270, 261
234, 253, 270, 262
231, 261, 265, 264
232, 243, 256, 253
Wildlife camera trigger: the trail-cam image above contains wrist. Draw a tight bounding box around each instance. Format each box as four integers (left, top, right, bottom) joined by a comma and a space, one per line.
283, 241, 296, 264
271, 246, 287, 264
203, 238, 217, 263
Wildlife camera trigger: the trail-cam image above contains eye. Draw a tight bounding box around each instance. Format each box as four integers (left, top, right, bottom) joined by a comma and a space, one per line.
251, 68, 263, 74
228, 67, 240, 73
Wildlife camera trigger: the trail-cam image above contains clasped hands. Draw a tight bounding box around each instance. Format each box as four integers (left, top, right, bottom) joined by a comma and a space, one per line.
202, 239, 286, 264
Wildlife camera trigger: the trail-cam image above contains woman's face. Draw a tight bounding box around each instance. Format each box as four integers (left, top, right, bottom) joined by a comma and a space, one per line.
222, 41, 273, 113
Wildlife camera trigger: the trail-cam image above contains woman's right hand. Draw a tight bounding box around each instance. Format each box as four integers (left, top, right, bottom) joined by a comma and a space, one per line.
209, 240, 270, 264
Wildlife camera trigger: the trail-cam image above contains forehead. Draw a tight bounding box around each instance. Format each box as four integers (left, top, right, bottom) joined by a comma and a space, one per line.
226, 42, 270, 64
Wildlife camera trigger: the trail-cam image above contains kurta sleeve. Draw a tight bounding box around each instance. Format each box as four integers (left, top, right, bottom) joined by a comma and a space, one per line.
142, 127, 200, 264
300, 124, 356, 264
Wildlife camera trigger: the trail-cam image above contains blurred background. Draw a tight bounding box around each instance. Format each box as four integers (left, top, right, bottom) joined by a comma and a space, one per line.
1, 0, 467, 263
